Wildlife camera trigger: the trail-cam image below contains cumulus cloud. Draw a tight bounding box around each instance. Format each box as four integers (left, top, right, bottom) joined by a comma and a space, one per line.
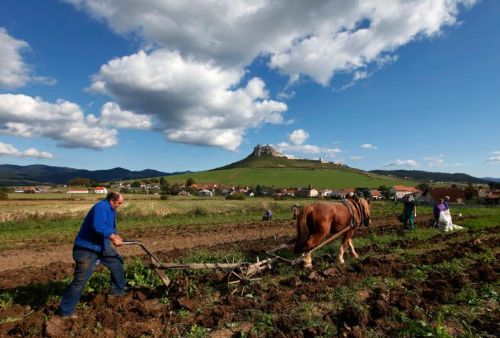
0, 28, 56, 89
0, 142, 53, 159
288, 129, 309, 145
275, 129, 341, 158
96, 102, 152, 130
0, 94, 117, 149
67, 1, 475, 83
64, 0, 476, 149
360, 143, 378, 150
383, 159, 419, 168
0, 28, 30, 89
89, 50, 287, 150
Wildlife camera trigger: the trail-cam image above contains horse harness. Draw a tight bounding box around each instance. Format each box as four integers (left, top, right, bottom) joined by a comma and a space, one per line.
342, 198, 364, 228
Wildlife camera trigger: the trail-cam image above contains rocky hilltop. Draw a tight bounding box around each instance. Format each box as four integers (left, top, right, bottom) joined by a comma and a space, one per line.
251, 144, 285, 158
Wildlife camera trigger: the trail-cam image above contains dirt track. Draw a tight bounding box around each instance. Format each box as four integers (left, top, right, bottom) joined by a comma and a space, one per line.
0, 220, 296, 274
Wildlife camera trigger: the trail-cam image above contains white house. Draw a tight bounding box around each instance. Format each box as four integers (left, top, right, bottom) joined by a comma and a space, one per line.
198, 189, 213, 197
67, 189, 89, 194
297, 188, 319, 197
319, 189, 333, 197
94, 186, 107, 194
390, 185, 419, 199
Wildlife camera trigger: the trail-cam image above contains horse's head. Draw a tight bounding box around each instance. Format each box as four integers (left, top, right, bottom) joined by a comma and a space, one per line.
360, 198, 371, 227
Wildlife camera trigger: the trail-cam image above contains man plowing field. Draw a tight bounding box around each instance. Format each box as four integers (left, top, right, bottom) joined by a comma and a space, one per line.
56, 192, 126, 318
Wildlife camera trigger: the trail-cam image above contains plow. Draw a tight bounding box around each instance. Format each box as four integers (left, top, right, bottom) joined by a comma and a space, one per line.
122, 225, 351, 290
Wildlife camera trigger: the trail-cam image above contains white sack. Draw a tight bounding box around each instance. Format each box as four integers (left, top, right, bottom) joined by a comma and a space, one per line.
438, 209, 464, 232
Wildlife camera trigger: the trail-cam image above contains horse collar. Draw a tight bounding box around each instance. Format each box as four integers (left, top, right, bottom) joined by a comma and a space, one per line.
342, 199, 358, 228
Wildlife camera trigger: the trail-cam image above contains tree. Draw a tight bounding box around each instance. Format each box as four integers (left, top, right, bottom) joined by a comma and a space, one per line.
186, 177, 196, 186
130, 181, 141, 188
463, 183, 478, 201
416, 183, 431, 194
68, 177, 97, 187
170, 183, 181, 195
0, 187, 8, 200
377, 185, 391, 199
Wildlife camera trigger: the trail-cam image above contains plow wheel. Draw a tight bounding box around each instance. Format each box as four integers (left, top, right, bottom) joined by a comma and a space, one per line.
227, 260, 272, 295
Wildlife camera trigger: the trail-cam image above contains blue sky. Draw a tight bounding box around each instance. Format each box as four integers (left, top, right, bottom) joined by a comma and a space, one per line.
0, 0, 498, 178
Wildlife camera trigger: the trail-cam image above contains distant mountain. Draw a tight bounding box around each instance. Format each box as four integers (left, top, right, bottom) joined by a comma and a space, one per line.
370, 169, 489, 184
483, 177, 500, 183
0, 164, 185, 185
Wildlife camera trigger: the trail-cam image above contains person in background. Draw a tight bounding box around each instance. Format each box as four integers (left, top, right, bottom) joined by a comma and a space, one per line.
444, 195, 450, 209
263, 209, 273, 221
433, 197, 448, 227
292, 204, 300, 220
402, 194, 417, 230
58, 192, 126, 318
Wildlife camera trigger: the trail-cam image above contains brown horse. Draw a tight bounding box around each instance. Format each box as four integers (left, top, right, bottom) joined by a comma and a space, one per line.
294, 198, 371, 267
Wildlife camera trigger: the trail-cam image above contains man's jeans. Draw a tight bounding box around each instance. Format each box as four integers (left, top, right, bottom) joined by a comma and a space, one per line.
59, 246, 125, 316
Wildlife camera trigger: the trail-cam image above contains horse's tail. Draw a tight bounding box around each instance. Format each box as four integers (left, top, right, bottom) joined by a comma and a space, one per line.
294, 205, 311, 253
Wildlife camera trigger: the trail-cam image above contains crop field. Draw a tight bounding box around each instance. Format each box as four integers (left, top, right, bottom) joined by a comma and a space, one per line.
0, 195, 498, 337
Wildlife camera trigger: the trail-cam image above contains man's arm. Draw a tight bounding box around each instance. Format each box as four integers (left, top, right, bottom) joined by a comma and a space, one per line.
93, 203, 121, 246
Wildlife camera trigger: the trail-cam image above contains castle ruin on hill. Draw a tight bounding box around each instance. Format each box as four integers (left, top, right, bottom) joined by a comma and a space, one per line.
251, 144, 285, 158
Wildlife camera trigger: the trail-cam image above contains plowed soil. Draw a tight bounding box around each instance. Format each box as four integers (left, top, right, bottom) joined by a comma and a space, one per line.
0, 214, 498, 337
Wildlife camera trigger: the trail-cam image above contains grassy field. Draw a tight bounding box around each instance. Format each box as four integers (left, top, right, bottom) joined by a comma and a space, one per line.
161, 167, 415, 188
1, 193, 497, 249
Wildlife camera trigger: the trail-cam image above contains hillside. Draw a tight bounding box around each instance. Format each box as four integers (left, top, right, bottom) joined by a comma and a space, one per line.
164, 145, 415, 189
0, 164, 174, 185
370, 169, 490, 184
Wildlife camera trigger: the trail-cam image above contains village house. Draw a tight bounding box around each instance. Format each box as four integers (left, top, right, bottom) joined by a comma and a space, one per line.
330, 188, 355, 199
484, 190, 500, 204
67, 189, 89, 194
94, 186, 107, 194
418, 187, 466, 204
370, 190, 382, 200
198, 189, 213, 197
390, 185, 420, 200
297, 188, 319, 198
319, 189, 333, 197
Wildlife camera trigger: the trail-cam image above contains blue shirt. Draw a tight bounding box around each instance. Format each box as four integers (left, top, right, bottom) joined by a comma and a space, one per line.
75, 199, 117, 252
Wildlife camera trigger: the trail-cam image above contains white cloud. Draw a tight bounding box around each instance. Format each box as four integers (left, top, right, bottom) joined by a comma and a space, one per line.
350, 155, 364, 160
0, 142, 53, 159
487, 151, 500, 163
0, 94, 117, 149
0, 28, 56, 89
360, 143, 377, 150
0, 28, 30, 89
276, 129, 341, 158
97, 102, 152, 130
424, 154, 463, 167
65, 0, 476, 149
89, 50, 287, 150
383, 159, 419, 168
67, 1, 475, 84
288, 129, 309, 145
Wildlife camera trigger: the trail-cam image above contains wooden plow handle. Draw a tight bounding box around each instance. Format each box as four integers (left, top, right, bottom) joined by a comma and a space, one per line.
122, 240, 171, 287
